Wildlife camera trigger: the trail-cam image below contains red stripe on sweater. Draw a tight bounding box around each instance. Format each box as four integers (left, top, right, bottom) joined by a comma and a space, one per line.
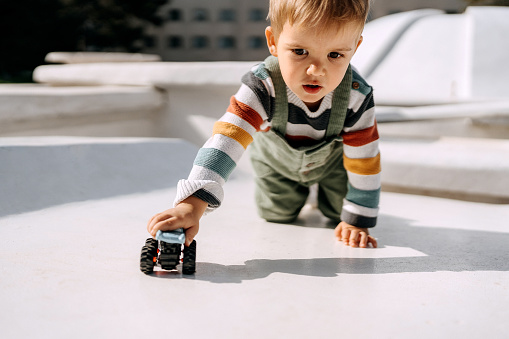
228, 96, 264, 131
342, 121, 379, 147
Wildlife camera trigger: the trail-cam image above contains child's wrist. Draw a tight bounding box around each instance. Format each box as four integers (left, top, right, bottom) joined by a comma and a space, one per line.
179, 196, 208, 216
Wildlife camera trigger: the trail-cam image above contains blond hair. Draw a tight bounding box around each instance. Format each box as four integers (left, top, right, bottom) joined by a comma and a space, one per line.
268, 0, 370, 37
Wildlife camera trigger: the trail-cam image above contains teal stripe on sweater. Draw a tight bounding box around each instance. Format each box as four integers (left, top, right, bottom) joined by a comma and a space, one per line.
194, 148, 236, 180
253, 62, 270, 80
346, 182, 380, 208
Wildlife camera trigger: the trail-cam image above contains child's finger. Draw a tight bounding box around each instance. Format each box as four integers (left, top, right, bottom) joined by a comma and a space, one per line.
184, 225, 199, 247
368, 235, 378, 248
349, 230, 360, 247
150, 215, 178, 237
359, 232, 368, 248
147, 212, 161, 233
341, 228, 351, 244
334, 223, 343, 239
147, 215, 161, 234
148, 211, 171, 232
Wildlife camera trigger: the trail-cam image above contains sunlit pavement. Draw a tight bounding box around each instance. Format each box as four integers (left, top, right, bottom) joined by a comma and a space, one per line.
1, 138, 508, 338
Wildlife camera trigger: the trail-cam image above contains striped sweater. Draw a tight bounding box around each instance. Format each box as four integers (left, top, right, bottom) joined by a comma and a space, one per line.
174, 61, 381, 228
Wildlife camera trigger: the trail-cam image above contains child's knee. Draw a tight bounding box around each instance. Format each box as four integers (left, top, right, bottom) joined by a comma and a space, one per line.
259, 211, 298, 224
255, 198, 300, 223
254, 180, 308, 224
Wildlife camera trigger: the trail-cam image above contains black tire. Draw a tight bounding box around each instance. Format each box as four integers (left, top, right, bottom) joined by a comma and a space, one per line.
159, 241, 181, 270
140, 238, 158, 275
182, 240, 197, 275
145, 238, 158, 247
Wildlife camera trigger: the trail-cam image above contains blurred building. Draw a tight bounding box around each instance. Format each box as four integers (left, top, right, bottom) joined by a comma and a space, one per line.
142, 0, 466, 61
143, 0, 270, 61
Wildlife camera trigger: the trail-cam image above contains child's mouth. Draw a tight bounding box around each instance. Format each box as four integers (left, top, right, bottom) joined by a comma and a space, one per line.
303, 84, 322, 94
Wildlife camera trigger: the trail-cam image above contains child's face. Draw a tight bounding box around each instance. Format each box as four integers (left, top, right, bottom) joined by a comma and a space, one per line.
266, 21, 363, 111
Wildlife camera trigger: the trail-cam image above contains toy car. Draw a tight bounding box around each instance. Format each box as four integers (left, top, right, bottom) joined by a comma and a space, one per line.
140, 228, 196, 275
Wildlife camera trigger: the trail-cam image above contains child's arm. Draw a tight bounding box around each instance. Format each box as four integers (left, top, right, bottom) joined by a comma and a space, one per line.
338, 71, 381, 244
334, 221, 377, 248
147, 196, 208, 247
147, 63, 270, 243
169, 68, 272, 216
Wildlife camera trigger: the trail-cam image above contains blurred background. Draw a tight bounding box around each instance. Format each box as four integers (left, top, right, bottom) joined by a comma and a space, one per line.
2, 0, 508, 83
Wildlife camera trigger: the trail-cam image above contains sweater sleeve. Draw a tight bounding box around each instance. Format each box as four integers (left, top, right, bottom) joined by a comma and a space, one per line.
340, 72, 381, 228
173, 65, 271, 213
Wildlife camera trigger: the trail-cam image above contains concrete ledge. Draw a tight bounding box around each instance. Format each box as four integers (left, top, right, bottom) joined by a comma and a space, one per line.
378, 116, 509, 140
0, 84, 164, 119
45, 52, 161, 64
376, 100, 509, 122
380, 136, 509, 203
33, 61, 257, 87
376, 100, 509, 140
0, 84, 166, 136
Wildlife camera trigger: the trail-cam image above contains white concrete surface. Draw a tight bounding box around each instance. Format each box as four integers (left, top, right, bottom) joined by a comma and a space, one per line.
380, 136, 509, 203
0, 84, 163, 119
33, 61, 255, 87
29, 61, 249, 144
0, 84, 165, 137
1, 137, 508, 338
45, 52, 161, 64
376, 100, 509, 123
353, 7, 509, 105
376, 100, 509, 139
468, 7, 509, 99
378, 115, 509, 140
0, 137, 197, 217
352, 8, 443, 80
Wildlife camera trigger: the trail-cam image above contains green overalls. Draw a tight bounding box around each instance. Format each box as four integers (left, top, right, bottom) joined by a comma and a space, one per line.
249, 56, 352, 223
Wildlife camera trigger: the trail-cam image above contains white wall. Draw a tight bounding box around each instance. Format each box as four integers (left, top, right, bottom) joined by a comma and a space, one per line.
353, 7, 509, 105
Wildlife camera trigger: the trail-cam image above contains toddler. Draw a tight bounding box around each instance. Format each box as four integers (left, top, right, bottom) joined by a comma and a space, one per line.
148, 0, 380, 249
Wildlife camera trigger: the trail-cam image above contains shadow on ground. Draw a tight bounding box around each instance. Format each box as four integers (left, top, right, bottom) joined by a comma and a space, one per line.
151, 214, 509, 283
0, 141, 197, 217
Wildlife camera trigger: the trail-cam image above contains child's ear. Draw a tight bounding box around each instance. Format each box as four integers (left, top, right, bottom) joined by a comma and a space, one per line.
265, 26, 278, 56
354, 35, 363, 54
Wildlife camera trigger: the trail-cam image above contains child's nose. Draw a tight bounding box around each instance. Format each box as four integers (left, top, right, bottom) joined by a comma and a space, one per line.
306, 63, 325, 76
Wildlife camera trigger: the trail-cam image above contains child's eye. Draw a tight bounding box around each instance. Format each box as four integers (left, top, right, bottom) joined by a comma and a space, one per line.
328, 52, 343, 59
293, 49, 308, 56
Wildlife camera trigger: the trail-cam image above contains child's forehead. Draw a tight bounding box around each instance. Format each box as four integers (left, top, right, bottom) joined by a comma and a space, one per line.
278, 20, 363, 42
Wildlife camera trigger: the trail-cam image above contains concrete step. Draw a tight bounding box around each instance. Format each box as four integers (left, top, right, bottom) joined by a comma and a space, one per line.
0, 84, 165, 136
380, 136, 509, 203
33, 61, 255, 87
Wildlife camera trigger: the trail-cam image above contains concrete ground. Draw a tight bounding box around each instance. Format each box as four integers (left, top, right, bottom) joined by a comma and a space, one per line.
1, 137, 508, 339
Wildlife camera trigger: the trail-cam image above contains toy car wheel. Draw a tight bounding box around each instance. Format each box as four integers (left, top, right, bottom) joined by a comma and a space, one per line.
159, 241, 181, 270
182, 240, 197, 275
140, 238, 158, 275
145, 238, 158, 247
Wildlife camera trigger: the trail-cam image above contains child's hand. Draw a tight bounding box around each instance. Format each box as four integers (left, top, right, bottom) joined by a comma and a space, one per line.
334, 221, 377, 248
147, 196, 208, 246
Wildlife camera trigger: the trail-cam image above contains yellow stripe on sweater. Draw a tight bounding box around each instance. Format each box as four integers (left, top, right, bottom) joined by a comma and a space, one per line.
213, 121, 253, 149
343, 153, 381, 175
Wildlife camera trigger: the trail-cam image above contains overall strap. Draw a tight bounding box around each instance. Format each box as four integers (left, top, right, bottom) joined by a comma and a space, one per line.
326, 64, 352, 138
264, 56, 288, 134
264, 55, 352, 138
